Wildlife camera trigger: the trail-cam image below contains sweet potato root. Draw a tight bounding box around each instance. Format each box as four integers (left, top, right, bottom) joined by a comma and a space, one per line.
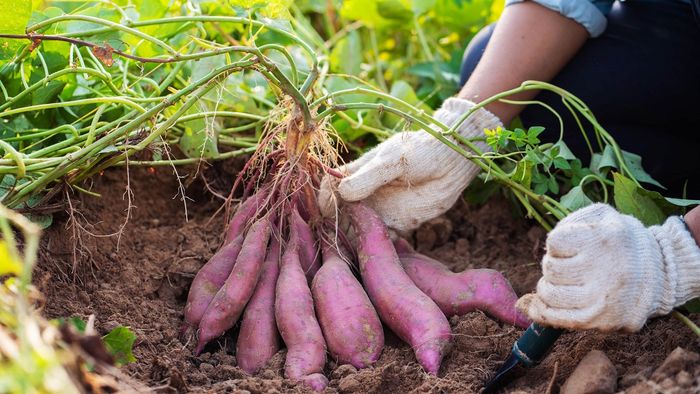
236, 238, 282, 374
290, 208, 320, 281
224, 189, 268, 245
275, 211, 328, 391
182, 235, 244, 338
394, 238, 529, 328
312, 242, 384, 368
195, 217, 272, 354
345, 202, 451, 374
399, 254, 530, 329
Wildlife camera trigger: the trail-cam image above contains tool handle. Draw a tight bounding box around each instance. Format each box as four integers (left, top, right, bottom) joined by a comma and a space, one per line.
512, 323, 563, 366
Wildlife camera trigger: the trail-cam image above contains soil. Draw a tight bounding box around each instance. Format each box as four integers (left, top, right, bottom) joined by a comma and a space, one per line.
35, 163, 700, 393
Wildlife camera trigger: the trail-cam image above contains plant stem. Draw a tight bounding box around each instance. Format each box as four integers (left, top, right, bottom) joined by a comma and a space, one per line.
672, 311, 700, 337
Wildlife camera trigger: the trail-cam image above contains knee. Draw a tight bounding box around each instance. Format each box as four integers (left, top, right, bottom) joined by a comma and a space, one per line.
459, 23, 497, 87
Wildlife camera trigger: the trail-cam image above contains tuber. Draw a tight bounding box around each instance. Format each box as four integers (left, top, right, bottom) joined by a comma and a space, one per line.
236, 238, 282, 374
312, 241, 384, 368
345, 202, 452, 374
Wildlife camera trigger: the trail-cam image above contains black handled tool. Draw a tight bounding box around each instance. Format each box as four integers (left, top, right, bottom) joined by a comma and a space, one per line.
482, 323, 563, 393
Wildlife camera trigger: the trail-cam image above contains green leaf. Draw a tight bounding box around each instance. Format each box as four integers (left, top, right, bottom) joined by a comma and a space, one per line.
329, 30, 362, 75
0, 175, 17, 201
384, 80, 431, 128
613, 173, 666, 226
68, 316, 87, 333
325, 75, 379, 107
553, 157, 571, 170
32, 80, 66, 105
525, 126, 544, 145
560, 185, 593, 211
297, 0, 326, 13
341, 0, 390, 28
51, 316, 87, 332
681, 298, 700, 313
225, 0, 292, 18
28, 7, 65, 31
547, 175, 559, 194
179, 119, 219, 159
411, 0, 437, 14
464, 176, 500, 205
376, 0, 414, 21
0, 0, 32, 60
551, 140, 576, 160
102, 326, 137, 366
534, 182, 548, 195
532, 172, 549, 195
591, 145, 618, 174
406, 62, 460, 86
25, 194, 53, 229
512, 159, 533, 189
621, 150, 664, 189
665, 198, 700, 207
433, 0, 493, 31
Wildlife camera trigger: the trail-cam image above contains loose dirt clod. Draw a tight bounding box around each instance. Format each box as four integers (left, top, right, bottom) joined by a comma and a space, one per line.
560, 350, 617, 394
624, 347, 700, 394
650, 347, 700, 381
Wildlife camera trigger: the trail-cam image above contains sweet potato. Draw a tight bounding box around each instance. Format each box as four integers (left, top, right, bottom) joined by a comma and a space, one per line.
224, 189, 268, 245
195, 217, 272, 354
291, 208, 320, 281
345, 202, 452, 374
236, 238, 282, 374
398, 252, 531, 329
312, 243, 384, 368
275, 212, 328, 391
182, 235, 244, 337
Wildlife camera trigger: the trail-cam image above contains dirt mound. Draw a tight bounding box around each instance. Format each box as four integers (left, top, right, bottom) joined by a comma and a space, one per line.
35, 164, 700, 393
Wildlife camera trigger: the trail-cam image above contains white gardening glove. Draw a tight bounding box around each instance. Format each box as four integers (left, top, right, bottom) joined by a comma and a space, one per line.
517, 203, 700, 332
318, 98, 502, 232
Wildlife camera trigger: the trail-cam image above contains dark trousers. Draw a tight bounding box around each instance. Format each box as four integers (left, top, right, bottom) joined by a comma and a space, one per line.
460, 1, 700, 198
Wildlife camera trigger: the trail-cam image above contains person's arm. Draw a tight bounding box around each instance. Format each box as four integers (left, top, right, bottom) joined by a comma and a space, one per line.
684, 206, 700, 247
459, 1, 589, 124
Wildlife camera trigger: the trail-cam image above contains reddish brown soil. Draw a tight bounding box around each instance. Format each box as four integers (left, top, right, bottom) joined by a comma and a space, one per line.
35, 165, 700, 393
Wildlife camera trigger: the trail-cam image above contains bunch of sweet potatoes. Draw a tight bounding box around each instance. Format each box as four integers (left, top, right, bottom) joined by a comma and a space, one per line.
182, 196, 528, 391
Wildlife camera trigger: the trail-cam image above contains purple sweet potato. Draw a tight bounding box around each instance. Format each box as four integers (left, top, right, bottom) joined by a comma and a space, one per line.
345, 202, 452, 375
290, 208, 320, 281
195, 217, 272, 354
182, 234, 244, 337
397, 250, 531, 329
236, 238, 282, 374
224, 189, 268, 245
275, 214, 328, 391
311, 242, 384, 368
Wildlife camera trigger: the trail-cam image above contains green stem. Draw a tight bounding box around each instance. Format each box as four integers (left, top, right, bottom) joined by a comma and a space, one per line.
5, 59, 256, 206
672, 311, 700, 337
0, 67, 121, 112
113, 146, 257, 167
0, 140, 26, 178
0, 97, 146, 119
27, 15, 177, 55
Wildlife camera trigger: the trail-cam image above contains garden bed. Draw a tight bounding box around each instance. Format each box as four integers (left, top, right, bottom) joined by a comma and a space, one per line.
34, 165, 700, 393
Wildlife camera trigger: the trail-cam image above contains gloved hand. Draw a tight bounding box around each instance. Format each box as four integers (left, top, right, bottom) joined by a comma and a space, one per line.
517, 203, 700, 332
318, 98, 502, 232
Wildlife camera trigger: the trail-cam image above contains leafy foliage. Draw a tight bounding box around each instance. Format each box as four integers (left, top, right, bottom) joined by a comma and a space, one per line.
0, 0, 32, 59
102, 326, 137, 366
0, 204, 81, 394
54, 315, 138, 366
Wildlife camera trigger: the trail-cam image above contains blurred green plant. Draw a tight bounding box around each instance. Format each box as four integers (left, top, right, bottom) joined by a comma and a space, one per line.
0, 203, 81, 394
